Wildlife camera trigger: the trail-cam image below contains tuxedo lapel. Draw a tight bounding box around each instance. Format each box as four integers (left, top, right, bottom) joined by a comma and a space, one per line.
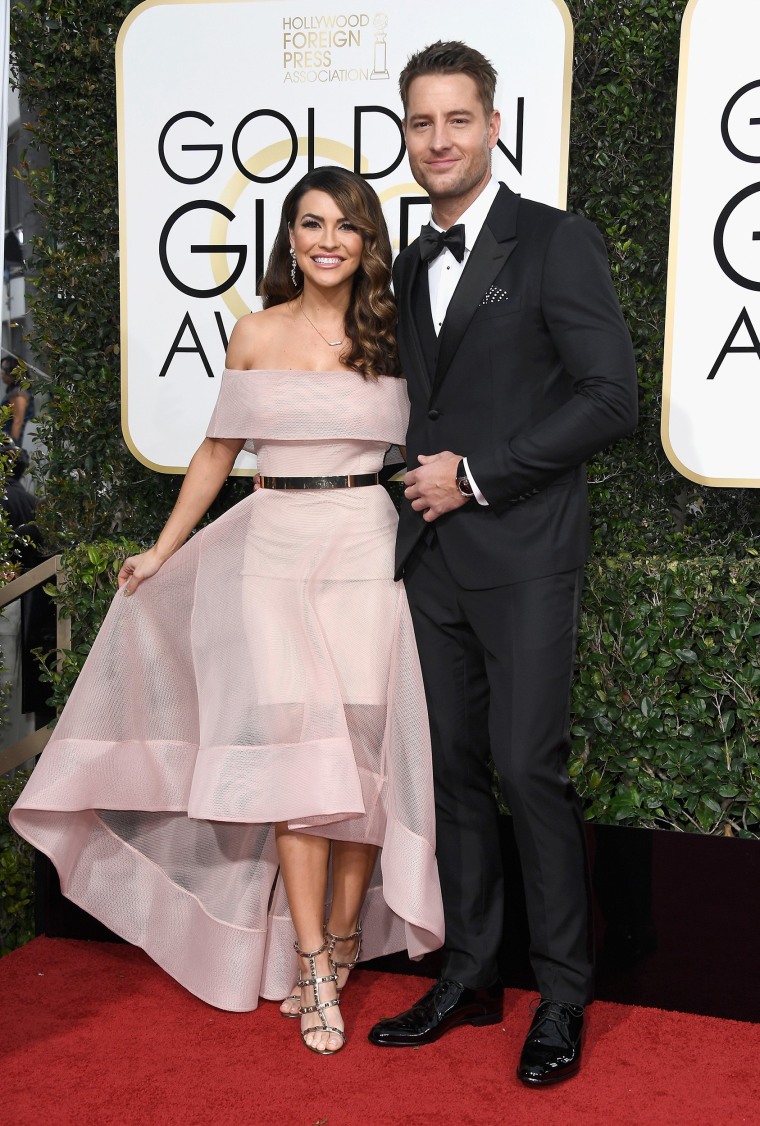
399, 249, 434, 391
432, 185, 519, 398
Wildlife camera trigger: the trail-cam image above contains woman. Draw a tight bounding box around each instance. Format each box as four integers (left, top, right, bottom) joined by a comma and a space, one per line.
1, 357, 32, 446
11, 167, 443, 1055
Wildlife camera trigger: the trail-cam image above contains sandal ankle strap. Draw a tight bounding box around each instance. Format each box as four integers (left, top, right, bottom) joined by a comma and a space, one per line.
326, 922, 363, 970
325, 922, 363, 944
293, 936, 329, 960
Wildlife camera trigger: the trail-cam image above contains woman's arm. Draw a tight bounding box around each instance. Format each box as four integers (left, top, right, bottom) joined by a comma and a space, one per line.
118, 434, 245, 594
119, 313, 261, 593
8, 389, 29, 442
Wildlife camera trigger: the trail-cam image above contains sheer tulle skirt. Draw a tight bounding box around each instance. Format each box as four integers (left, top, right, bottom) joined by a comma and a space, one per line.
11, 487, 444, 1011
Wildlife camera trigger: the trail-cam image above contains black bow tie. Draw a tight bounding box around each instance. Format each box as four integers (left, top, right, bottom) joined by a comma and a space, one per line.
418, 222, 466, 264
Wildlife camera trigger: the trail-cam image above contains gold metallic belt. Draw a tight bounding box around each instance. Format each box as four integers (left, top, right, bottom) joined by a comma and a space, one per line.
257, 473, 380, 490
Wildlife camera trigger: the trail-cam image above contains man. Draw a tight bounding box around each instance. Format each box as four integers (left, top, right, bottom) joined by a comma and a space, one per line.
367, 42, 637, 1085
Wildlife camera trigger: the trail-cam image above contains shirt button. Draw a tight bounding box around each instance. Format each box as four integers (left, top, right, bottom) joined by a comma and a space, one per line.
428, 409, 440, 421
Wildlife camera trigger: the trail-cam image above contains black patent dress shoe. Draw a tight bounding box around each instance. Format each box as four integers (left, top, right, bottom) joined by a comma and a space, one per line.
367, 978, 503, 1047
517, 998, 585, 1086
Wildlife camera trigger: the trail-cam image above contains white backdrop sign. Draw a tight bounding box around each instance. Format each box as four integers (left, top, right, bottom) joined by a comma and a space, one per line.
117, 0, 572, 472
663, 0, 760, 486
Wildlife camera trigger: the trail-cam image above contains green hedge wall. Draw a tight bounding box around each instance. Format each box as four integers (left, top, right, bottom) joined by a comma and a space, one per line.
5, 0, 759, 852
572, 556, 760, 837
0, 770, 35, 953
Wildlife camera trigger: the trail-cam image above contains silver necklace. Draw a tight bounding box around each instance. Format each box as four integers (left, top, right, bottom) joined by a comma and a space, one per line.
299, 297, 345, 347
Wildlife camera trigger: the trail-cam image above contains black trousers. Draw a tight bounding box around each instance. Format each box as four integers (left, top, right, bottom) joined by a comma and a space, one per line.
404, 536, 592, 1006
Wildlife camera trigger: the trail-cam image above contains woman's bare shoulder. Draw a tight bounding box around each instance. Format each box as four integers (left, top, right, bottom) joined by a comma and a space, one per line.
225, 305, 293, 369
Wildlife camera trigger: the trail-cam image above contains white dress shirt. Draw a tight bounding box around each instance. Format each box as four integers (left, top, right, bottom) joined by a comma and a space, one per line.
426, 177, 500, 505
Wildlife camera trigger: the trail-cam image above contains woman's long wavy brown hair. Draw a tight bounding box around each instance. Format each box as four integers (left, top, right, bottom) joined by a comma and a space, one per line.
259, 166, 399, 378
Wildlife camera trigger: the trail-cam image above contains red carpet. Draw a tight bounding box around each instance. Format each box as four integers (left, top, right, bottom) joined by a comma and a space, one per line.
2, 938, 759, 1125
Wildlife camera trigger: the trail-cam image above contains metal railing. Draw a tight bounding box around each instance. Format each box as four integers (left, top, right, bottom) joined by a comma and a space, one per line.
0, 554, 69, 775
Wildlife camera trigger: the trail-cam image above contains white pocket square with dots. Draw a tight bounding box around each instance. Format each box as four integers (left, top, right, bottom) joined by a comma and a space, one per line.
479, 285, 510, 306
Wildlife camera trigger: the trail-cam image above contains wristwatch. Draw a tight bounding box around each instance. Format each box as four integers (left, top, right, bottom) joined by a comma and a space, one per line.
456, 459, 474, 499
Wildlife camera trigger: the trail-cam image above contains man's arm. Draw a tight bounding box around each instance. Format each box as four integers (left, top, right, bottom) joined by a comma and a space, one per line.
467, 215, 638, 514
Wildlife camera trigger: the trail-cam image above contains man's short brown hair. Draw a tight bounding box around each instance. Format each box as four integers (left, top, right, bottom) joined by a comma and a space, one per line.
399, 41, 498, 118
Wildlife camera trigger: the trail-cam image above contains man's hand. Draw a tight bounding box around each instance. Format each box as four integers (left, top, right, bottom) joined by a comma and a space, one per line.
404, 451, 469, 522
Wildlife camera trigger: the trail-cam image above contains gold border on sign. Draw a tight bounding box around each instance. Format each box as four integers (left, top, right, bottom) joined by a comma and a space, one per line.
661, 0, 760, 488
549, 0, 574, 210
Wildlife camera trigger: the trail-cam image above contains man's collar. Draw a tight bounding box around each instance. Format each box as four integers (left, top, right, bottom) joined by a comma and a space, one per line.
429, 177, 500, 250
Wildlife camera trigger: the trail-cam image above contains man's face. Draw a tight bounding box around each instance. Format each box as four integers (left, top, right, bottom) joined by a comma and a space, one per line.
403, 73, 500, 209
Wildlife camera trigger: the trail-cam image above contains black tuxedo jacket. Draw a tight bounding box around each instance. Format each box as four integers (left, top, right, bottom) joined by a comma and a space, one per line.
394, 183, 638, 588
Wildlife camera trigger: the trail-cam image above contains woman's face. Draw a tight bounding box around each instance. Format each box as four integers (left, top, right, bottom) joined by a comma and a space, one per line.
289, 189, 365, 291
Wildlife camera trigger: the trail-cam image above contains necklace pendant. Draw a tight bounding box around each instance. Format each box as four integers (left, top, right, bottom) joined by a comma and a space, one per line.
298, 297, 344, 349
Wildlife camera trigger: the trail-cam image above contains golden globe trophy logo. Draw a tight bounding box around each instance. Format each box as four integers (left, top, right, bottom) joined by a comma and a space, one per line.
117, 0, 572, 473
664, 0, 760, 486
282, 11, 390, 83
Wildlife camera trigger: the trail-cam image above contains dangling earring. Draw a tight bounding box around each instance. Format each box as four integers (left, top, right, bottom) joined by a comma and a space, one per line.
290, 247, 298, 288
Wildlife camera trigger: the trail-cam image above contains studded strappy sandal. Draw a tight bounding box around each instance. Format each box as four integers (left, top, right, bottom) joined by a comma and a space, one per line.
295, 937, 345, 1055
281, 923, 327, 1018
325, 923, 363, 994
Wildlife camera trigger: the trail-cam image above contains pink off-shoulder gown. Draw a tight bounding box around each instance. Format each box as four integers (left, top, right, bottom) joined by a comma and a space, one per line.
11, 369, 444, 1011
